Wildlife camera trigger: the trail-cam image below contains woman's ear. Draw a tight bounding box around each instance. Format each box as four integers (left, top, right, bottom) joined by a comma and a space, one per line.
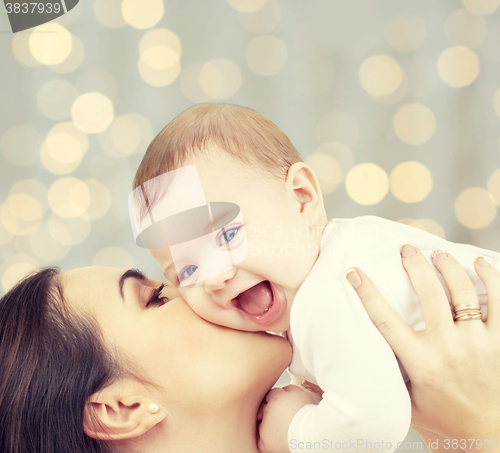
285, 162, 325, 223
83, 379, 167, 441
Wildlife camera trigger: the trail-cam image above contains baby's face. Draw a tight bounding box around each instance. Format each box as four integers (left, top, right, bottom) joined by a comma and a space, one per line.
148, 149, 321, 332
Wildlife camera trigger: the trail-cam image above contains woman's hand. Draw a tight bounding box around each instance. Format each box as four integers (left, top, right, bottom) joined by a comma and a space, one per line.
346, 245, 500, 448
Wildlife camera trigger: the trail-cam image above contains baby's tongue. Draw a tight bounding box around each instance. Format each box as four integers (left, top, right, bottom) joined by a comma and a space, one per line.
237, 281, 272, 315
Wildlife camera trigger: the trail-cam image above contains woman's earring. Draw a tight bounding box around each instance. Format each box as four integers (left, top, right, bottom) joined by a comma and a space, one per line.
148, 403, 159, 414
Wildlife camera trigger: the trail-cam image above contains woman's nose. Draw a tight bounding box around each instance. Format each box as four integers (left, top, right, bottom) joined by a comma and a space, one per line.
203, 267, 236, 295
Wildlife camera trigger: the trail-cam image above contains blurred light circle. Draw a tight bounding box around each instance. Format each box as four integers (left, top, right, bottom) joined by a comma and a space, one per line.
49, 34, 85, 73
488, 169, 500, 205
29, 223, 71, 262
29, 23, 72, 65
461, 0, 500, 14
71, 92, 114, 134
108, 113, 153, 155
398, 218, 446, 239
40, 142, 81, 175
83, 180, 112, 220
109, 116, 140, 153
411, 218, 445, 239
384, 13, 426, 52
371, 70, 409, 105
445, 9, 487, 49
1, 125, 41, 166
199, 59, 242, 99
139, 59, 181, 86
180, 62, 212, 103
94, 0, 127, 28
0, 221, 14, 245
47, 212, 91, 246
6, 194, 43, 221
76, 68, 118, 100
390, 161, 433, 203
293, 56, 335, 96
393, 103, 436, 145
138, 31, 182, 87
92, 246, 134, 268
139, 28, 182, 56
1, 261, 38, 293
8, 179, 49, 215
314, 142, 354, 179
46, 132, 86, 164
228, 0, 268, 12
345, 163, 389, 205
306, 153, 342, 195
40, 122, 88, 174
493, 87, 500, 118
48, 177, 91, 218
437, 46, 480, 88
141, 45, 179, 70
1, 202, 41, 236
37, 79, 78, 121
122, 0, 164, 29
12, 32, 41, 67
238, 0, 280, 34
455, 187, 497, 229
245, 35, 287, 76
317, 111, 359, 148
359, 54, 402, 97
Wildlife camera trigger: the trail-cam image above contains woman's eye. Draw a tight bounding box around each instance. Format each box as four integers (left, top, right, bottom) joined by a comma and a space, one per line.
146, 283, 169, 308
219, 227, 240, 245
179, 265, 198, 282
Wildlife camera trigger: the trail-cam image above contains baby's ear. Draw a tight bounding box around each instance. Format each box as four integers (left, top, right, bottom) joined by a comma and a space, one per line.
285, 162, 325, 222
83, 379, 166, 441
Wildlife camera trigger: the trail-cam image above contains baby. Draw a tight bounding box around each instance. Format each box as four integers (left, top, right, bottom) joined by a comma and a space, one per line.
129, 103, 500, 453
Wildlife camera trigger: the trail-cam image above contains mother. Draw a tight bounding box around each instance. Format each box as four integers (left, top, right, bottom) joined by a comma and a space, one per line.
1, 256, 500, 453
0, 265, 291, 453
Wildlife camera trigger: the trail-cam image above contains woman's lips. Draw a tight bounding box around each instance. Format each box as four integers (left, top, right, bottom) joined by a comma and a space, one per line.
234, 281, 283, 325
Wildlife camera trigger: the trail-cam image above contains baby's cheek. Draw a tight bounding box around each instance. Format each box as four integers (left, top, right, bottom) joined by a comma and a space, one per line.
179, 291, 212, 318
164, 283, 181, 300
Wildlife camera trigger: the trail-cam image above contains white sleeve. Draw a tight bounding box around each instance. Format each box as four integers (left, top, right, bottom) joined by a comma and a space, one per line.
362, 222, 500, 326
288, 254, 411, 453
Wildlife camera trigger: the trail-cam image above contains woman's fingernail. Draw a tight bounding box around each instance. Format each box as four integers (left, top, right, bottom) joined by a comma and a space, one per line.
346, 268, 362, 289
432, 249, 448, 262
400, 244, 417, 258
475, 256, 490, 268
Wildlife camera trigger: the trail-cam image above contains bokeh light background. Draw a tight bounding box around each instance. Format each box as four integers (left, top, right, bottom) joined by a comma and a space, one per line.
1, 0, 500, 294
1, 0, 499, 446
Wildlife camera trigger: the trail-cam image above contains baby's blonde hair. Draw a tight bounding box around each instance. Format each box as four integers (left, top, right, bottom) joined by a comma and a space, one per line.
132, 103, 303, 193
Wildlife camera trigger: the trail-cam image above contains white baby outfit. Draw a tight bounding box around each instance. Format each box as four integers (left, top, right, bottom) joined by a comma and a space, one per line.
287, 216, 500, 452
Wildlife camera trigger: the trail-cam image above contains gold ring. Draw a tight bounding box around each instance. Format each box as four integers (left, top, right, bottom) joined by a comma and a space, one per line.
454, 308, 481, 315
454, 312, 482, 321
454, 303, 481, 312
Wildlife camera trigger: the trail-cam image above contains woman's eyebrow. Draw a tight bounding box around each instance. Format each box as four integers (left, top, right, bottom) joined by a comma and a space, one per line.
118, 269, 147, 300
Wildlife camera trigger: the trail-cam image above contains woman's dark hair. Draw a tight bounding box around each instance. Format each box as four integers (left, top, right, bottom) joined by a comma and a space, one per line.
0, 267, 121, 453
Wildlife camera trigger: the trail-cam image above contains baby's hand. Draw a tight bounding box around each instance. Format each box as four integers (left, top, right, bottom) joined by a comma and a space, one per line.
258, 385, 315, 453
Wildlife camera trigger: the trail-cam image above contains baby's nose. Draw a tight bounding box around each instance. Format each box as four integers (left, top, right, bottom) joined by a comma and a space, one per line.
203, 268, 236, 296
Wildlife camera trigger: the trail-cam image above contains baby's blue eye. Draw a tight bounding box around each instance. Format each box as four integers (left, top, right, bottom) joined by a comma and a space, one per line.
179, 265, 198, 281
220, 227, 239, 245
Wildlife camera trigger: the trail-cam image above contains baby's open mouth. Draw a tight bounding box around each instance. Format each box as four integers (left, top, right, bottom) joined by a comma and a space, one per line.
234, 281, 275, 319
